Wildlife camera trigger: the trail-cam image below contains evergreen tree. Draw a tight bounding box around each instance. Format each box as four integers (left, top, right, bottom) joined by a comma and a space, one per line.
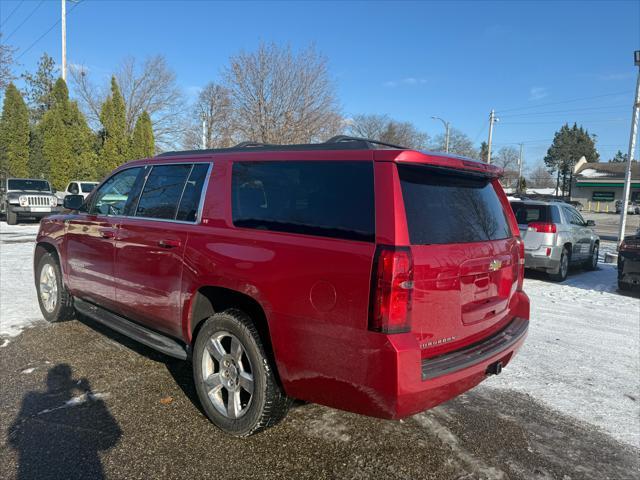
609, 150, 628, 163
0, 83, 30, 178
21, 53, 57, 123
98, 77, 129, 176
130, 111, 154, 159
40, 78, 96, 189
544, 123, 599, 196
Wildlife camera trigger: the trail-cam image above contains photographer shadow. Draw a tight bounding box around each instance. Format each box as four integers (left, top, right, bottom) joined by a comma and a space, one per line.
7, 364, 121, 480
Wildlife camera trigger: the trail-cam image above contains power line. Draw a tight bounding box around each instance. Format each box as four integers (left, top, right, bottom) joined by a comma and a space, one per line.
0, 0, 25, 29
4, 0, 45, 42
16, 0, 83, 62
499, 104, 628, 118
500, 118, 626, 125
495, 91, 632, 114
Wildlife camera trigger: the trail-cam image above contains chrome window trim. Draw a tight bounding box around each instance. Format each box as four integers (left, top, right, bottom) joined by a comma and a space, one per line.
86, 161, 213, 225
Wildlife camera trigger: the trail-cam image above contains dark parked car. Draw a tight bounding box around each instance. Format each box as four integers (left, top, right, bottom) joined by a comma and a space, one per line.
34, 137, 530, 436
618, 228, 640, 291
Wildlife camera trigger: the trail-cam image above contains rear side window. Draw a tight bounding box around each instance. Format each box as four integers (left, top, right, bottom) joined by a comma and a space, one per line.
398, 165, 512, 244
176, 163, 210, 222
511, 202, 551, 224
232, 161, 375, 242
136, 164, 192, 220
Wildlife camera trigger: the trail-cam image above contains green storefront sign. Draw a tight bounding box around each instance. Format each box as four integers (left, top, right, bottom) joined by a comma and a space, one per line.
591, 191, 615, 201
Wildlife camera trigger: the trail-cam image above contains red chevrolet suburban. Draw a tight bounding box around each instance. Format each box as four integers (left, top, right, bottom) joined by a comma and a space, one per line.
35, 136, 529, 436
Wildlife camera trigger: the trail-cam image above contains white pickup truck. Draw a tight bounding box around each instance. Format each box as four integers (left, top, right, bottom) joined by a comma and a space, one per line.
55, 181, 99, 202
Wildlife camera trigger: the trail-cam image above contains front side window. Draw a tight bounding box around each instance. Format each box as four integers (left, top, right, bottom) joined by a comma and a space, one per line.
91, 168, 142, 216
399, 165, 512, 244
69, 183, 79, 194
232, 161, 375, 242
135, 164, 192, 220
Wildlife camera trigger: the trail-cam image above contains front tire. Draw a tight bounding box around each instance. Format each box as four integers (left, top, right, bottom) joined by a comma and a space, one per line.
192, 309, 290, 436
6, 208, 18, 225
36, 252, 75, 322
549, 247, 570, 282
585, 242, 598, 271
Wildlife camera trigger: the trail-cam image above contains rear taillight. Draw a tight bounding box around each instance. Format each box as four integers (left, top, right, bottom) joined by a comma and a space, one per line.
528, 222, 557, 233
369, 246, 414, 334
619, 239, 640, 252
515, 236, 525, 291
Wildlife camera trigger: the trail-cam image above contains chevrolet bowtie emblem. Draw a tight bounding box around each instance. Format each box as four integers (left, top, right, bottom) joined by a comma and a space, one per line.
489, 259, 502, 271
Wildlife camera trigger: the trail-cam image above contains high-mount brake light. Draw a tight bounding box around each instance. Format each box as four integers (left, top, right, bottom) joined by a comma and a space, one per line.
368, 247, 414, 334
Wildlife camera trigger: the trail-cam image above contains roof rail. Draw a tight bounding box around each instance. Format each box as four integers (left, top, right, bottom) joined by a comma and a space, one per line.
325, 135, 407, 150
155, 136, 407, 158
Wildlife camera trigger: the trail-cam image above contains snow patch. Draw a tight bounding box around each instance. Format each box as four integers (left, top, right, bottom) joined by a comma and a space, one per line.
21, 367, 36, 374
1, 222, 45, 338
579, 168, 609, 178
485, 248, 640, 448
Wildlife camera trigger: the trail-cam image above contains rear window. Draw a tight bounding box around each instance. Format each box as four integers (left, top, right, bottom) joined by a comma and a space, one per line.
510, 202, 561, 224
398, 165, 512, 244
232, 161, 375, 242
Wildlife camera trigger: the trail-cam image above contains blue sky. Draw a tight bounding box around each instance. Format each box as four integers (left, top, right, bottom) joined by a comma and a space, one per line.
1, 0, 639, 170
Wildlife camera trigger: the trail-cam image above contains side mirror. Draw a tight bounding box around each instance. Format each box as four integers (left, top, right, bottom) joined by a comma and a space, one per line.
586, 220, 595, 226
63, 194, 85, 211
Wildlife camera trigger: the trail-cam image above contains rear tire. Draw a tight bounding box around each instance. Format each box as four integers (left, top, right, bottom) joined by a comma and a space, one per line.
35, 252, 75, 322
6, 208, 18, 225
585, 242, 598, 271
618, 280, 632, 291
192, 309, 290, 436
549, 247, 569, 282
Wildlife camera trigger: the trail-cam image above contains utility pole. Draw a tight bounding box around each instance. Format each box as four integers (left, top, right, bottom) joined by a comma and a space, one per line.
487, 109, 498, 164
617, 50, 640, 245
201, 113, 207, 149
61, 0, 66, 81
431, 116, 450, 153
517, 143, 524, 193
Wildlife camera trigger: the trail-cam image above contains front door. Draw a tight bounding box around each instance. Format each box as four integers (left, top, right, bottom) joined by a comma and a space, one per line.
65, 167, 143, 311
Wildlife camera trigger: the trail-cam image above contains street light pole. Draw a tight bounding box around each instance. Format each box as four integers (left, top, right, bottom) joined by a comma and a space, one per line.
517, 143, 524, 193
617, 50, 640, 245
61, 0, 66, 81
487, 109, 498, 164
431, 116, 450, 153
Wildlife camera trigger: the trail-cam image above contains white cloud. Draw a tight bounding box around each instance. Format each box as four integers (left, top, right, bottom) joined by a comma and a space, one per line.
529, 86, 548, 101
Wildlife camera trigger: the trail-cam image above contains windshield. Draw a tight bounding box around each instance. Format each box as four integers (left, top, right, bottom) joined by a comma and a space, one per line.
81, 183, 98, 193
7, 179, 51, 192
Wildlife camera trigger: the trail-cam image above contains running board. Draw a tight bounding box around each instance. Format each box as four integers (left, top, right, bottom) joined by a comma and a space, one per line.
74, 298, 188, 360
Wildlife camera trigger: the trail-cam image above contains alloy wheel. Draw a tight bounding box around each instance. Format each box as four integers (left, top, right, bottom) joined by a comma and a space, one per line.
592, 245, 599, 268
39, 263, 58, 313
201, 331, 254, 419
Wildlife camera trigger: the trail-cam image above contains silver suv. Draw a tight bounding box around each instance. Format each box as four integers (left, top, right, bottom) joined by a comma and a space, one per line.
509, 200, 599, 281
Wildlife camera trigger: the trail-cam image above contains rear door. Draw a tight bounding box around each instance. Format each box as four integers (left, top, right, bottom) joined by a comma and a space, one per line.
114, 162, 210, 338
396, 164, 519, 358
562, 205, 591, 260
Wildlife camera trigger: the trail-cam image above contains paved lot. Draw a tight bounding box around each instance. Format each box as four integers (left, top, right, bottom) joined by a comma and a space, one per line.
1, 318, 638, 480
1, 221, 638, 479
581, 211, 640, 240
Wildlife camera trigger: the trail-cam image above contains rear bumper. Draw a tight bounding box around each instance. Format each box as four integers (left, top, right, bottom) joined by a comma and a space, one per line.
524, 245, 562, 271
279, 291, 530, 420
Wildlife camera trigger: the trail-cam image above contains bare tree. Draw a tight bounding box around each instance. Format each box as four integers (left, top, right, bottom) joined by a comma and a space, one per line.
493, 146, 520, 188
0, 34, 17, 90
528, 164, 555, 188
182, 83, 235, 149
431, 128, 478, 158
70, 55, 184, 150
223, 42, 342, 144
347, 114, 429, 148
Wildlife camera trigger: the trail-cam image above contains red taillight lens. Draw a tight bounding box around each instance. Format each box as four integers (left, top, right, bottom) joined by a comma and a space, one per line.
369, 246, 414, 334
515, 236, 525, 291
528, 222, 557, 233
